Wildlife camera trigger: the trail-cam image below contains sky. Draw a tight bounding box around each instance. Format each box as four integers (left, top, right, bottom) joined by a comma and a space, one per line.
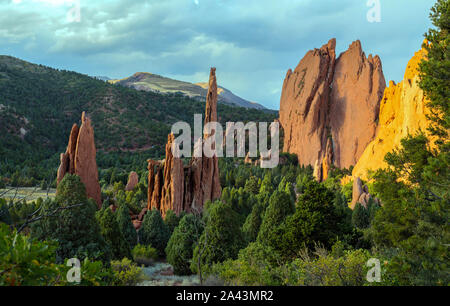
0, 0, 434, 110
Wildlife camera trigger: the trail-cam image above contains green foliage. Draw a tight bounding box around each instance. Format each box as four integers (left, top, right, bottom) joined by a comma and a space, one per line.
132, 244, 158, 263
110, 258, 145, 286
244, 176, 260, 195
164, 210, 180, 234
242, 202, 265, 243
352, 203, 370, 229
419, 0, 450, 139
211, 242, 282, 286
257, 190, 294, 245
139, 209, 170, 257
166, 213, 203, 275
0, 223, 62, 286
116, 203, 138, 250
285, 246, 372, 286
31, 174, 111, 263
268, 181, 352, 260
0, 198, 12, 225
96, 207, 131, 260
191, 202, 245, 274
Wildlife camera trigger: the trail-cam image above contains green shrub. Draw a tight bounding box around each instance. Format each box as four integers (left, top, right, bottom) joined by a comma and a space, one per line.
0, 223, 62, 286
110, 258, 145, 286
132, 244, 158, 266
212, 242, 282, 286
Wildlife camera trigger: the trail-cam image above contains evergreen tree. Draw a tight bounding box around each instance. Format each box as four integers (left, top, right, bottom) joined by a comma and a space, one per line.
191, 202, 245, 274
257, 190, 294, 245
164, 210, 180, 235
270, 180, 350, 259
116, 203, 138, 249
139, 209, 170, 257
96, 207, 131, 260
244, 176, 260, 195
165, 214, 203, 275
31, 174, 111, 263
352, 203, 370, 229
242, 202, 265, 243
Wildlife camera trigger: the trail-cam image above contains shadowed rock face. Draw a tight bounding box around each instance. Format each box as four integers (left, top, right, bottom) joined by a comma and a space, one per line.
279, 39, 386, 180
57, 112, 102, 208
147, 68, 222, 218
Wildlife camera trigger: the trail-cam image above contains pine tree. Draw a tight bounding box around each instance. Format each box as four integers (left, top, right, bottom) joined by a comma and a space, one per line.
165, 213, 203, 275
116, 203, 138, 250
31, 174, 111, 263
139, 209, 170, 257
96, 207, 131, 260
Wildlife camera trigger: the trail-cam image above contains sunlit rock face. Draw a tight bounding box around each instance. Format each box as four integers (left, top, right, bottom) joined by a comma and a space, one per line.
352, 43, 433, 180
279, 39, 386, 180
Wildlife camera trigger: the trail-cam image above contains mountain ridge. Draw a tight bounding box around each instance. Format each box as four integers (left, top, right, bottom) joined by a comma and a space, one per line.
110, 72, 267, 110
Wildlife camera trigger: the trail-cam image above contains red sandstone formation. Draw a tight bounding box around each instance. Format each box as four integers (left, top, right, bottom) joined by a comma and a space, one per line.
146, 68, 222, 217
57, 112, 102, 208
160, 134, 185, 217
125, 171, 139, 191
279, 39, 386, 180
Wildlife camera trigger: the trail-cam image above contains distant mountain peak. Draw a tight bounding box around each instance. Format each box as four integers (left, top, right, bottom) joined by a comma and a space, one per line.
111, 72, 267, 110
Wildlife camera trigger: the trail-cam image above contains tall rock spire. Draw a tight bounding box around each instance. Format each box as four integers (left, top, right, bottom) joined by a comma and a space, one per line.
57, 112, 102, 208
146, 68, 222, 217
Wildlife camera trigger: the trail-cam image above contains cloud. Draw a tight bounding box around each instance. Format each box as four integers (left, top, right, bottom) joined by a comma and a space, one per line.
0, 0, 434, 109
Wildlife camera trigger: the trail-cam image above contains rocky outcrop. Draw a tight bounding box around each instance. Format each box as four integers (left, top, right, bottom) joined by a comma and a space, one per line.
351, 177, 380, 209
146, 68, 222, 218
125, 171, 139, 191
57, 112, 102, 208
279, 39, 386, 180
352, 43, 434, 179
160, 134, 185, 217
191, 68, 222, 208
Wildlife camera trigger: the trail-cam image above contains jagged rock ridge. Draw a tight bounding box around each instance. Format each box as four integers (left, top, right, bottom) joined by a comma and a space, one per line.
279, 39, 386, 180
352, 42, 434, 179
